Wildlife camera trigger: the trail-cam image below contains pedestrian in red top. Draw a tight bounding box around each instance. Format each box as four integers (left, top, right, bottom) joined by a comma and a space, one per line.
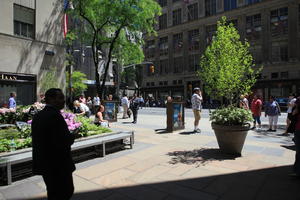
251, 94, 263, 130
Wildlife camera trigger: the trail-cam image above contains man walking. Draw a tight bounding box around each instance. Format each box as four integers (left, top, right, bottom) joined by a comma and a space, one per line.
130, 94, 140, 124
251, 94, 263, 130
191, 88, 203, 133
32, 88, 75, 200
121, 94, 129, 119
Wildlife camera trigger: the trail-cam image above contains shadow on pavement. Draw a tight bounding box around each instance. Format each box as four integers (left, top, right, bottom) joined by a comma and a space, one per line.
154, 128, 171, 134
27, 165, 300, 200
281, 145, 296, 151
167, 148, 239, 166
178, 131, 197, 135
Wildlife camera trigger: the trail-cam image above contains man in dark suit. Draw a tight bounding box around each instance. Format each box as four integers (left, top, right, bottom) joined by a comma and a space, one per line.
32, 88, 75, 200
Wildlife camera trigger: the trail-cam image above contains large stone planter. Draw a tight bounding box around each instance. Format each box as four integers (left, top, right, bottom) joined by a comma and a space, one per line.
211, 123, 250, 156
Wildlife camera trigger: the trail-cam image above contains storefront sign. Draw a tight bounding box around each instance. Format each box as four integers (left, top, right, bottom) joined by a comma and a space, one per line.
0, 72, 36, 82
0, 74, 17, 81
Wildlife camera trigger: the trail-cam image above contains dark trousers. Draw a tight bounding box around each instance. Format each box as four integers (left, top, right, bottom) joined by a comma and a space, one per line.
42, 172, 74, 200
294, 131, 300, 175
132, 109, 138, 122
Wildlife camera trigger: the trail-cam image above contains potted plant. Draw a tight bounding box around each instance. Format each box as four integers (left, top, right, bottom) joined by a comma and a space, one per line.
198, 17, 262, 155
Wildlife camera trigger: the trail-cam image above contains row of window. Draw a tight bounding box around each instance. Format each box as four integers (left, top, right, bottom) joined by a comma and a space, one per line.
147, 42, 288, 76
158, 0, 261, 8
158, 0, 262, 28
146, 79, 184, 87
13, 4, 35, 39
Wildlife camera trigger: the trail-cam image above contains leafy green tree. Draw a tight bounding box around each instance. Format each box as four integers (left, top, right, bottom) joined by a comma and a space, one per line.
69, 0, 161, 98
66, 71, 88, 97
40, 67, 59, 94
198, 17, 261, 105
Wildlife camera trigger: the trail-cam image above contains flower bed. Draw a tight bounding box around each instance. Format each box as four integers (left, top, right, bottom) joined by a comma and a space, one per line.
0, 105, 111, 153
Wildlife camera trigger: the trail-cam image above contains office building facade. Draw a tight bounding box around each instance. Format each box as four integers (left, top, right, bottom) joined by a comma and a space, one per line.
0, 0, 66, 106
142, 0, 300, 102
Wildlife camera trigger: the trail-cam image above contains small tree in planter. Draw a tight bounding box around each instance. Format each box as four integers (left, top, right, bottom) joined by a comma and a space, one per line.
198, 17, 261, 155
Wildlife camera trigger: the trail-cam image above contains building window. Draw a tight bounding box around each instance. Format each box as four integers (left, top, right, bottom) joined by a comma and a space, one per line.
188, 54, 200, 72
173, 57, 183, 73
281, 71, 288, 79
205, 0, 216, 16
187, 3, 198, 21
14, 4, 35, 39
173, 33, 183, 53
246, 0, 261, 5
246, 14, 262, 41
151, 82, 155, 86
159, 14, 168, 30
173, 80, 178, 85
178, 80, 183, 84
206, 24, 217, 44
159, 37, 168, 56
146, 82, 150, 86
188, 29, 200, 51
164, 81, 168, 85
159, 81, 163, 86
271, 43, 288, 62
271, 72, 279, 79
173, 9, 182, 26
159, 59, 169, 74
158, 0, 167, 7
173, 0, 180, 2
224, 0, 237, 11
270, 7, 288, 37
145, 40, 156, 58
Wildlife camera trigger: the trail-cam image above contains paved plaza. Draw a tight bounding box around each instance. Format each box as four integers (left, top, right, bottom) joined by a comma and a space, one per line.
0, 108, 299, 200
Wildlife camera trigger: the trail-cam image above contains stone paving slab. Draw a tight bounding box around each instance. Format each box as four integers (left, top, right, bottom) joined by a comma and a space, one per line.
0, 111, 299, 200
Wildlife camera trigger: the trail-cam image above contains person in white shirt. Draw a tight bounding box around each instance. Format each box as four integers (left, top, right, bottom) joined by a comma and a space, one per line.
121, 94, 129, 119
283, 94, 297, 135
73, 100, 91, 117
191, 88, 203, 133
93, 94, 101, 114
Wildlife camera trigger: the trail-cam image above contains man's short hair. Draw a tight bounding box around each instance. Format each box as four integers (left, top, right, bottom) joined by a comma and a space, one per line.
45, 88, 63, 103
193, 87, 200, 93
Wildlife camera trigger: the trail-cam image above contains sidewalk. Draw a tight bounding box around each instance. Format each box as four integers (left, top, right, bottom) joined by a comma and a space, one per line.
0, 113, 299, 200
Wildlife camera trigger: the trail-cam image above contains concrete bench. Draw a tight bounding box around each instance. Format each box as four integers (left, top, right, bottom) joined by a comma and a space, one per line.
0, 131, 134, 185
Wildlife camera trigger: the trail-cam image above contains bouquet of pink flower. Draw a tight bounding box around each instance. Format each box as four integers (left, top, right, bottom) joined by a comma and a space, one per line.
61, 111, 82, 132
27, 111, 81, 132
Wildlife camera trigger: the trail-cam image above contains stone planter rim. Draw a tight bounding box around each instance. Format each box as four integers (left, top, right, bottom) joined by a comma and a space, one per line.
211, 123, 250, 131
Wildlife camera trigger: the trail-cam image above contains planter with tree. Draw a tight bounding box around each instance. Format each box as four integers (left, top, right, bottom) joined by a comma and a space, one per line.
198, 17, 261, 156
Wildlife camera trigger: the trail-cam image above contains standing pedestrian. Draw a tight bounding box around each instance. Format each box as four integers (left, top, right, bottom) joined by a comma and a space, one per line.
79, 94, 86, 104
130, 94, 139, 124
265, 96, 281, 132
31, 88, 75, 200
86, 97, 93, 111
121, 94, 129, 119
93, 94, 101, 114
283, 94, 297, 135
8, 92, 16, 109
290, 97, 300, 178
251, 94, 263, 130
191, 88, 203, 133
239, 94, 249, 110
139, 95, 144, 109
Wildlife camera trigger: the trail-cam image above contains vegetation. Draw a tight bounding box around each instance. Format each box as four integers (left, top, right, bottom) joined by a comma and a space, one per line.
69, 0, 161, 98
39, 67, 60, 94
198, 17, 261, 105
66, 71, 88, 97
210, 107, 253, 126
76, 116, 112, 137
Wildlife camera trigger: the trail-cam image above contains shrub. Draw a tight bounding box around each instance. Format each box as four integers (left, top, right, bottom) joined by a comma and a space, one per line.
210, 106, 253, 126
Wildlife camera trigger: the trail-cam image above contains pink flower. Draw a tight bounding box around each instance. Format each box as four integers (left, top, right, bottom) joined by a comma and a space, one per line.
27, 120, 32, 124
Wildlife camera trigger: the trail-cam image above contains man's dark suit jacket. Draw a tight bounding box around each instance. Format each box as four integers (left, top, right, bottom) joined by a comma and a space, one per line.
31, 105, 76, 175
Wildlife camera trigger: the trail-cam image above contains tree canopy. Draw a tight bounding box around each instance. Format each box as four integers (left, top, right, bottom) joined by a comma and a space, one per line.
69, 0, 161, 98
198, 16, 261, 104
66, 71, 88, 97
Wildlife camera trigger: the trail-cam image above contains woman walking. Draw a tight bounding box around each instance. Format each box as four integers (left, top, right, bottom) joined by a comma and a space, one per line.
265, 96, 281, 132
290, 97, 300, 178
